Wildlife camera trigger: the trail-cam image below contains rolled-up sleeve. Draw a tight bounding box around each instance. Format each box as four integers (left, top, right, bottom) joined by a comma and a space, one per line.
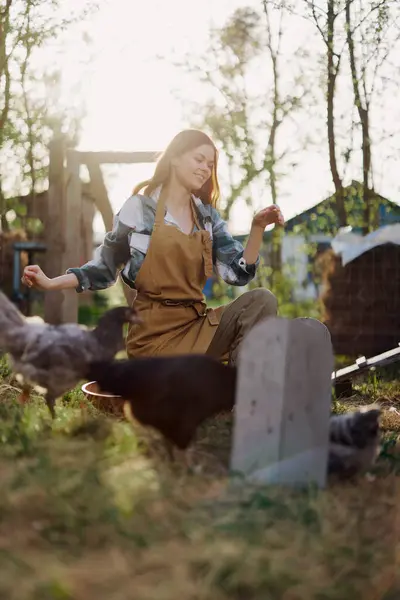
211, 208, 260, 286
66, 213, 132, 293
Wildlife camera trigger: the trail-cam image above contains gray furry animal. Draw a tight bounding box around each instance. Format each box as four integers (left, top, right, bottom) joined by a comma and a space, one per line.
0, 290, 140, 418
328, 405, 381, 477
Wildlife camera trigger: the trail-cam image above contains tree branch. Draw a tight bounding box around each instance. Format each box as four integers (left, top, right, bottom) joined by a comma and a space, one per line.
345, 0, 372, 232
327, 0, 346, 227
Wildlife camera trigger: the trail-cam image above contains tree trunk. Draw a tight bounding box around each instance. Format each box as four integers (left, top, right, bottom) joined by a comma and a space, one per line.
345, 0, 372, 234
21, 35, 36, 227
0, 184, 9, 232
263, 0, 283, 278
86, 158, 136, 306
327, 0, 347, 228
0, 2, 13, 232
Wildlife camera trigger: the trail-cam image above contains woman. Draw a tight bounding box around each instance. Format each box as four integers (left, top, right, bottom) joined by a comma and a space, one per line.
22, 130, 284, 365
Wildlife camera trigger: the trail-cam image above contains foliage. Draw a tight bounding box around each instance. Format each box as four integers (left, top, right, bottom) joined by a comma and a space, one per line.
252, 260, 322, 319
177, 0, 400, 235
288, 183, 400, 237
342, 0, 400, 231
300, 0, 400, 231
0, 0, 97, 232
0, 362, 399, 599
176, 4, 310, 221
78, 292, 110, 327
212, 234, 322, 320
215, 182, 400, 320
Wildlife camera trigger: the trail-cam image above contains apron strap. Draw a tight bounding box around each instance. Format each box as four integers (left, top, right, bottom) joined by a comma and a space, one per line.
191, 197, 202, 231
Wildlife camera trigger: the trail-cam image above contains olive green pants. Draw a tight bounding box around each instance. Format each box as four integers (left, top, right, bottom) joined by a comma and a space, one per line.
206, 288, 278, 366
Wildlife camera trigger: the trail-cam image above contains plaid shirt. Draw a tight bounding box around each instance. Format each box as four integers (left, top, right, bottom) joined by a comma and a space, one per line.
67, 187, 259, 293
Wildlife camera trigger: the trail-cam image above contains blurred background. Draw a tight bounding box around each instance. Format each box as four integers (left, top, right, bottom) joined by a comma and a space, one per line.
1, 0, 400, 358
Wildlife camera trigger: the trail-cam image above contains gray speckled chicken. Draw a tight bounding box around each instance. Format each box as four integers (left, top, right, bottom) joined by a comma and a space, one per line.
328, 405, 381, 477
0, 291, 140, 417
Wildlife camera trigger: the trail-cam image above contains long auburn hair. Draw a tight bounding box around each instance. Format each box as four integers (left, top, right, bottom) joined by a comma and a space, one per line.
132, 129, 220, 207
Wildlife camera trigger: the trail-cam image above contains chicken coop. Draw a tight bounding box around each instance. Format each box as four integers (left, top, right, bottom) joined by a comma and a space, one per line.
0, 229, 30, 297
1, 136, 159, 324
319, 227, 400, 358
0, 185, 96, 312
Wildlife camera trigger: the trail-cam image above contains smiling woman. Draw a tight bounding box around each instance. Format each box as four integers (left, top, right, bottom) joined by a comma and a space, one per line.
21, 129, 284, 364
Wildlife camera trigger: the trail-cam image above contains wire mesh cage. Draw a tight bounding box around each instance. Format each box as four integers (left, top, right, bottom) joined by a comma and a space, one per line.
318, 243, 400, 357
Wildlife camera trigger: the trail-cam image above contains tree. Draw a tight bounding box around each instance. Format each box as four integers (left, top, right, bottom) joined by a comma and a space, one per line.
303, 0, 348, 228
344, 0, 400, 232
175, 6, 309, 224
0, 0, 94, 232
170, 4, 316, 307
181, 8, 264, 221
303, 0, 400, 232
261, 0, 302, 275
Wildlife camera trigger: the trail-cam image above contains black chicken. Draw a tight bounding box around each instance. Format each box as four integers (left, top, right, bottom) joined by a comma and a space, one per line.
0, 291, 140, 417
86, 355, 236, 450
86, 354, 381, 476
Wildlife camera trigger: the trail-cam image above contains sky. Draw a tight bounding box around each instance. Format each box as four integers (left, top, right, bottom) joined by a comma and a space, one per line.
50, 0, 400, 235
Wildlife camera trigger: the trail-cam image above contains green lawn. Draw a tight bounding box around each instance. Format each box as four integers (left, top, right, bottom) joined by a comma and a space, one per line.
0, 356, 399, 600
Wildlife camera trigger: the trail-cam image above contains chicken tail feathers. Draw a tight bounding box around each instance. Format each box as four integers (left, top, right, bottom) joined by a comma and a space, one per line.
0, 290, 25, 329
123, 400, 135, 424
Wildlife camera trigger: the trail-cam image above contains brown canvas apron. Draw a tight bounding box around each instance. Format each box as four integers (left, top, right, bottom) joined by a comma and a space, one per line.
126, 194, 224, 357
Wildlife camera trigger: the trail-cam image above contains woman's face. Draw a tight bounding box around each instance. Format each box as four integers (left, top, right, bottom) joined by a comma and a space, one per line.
172, 144, 215, 192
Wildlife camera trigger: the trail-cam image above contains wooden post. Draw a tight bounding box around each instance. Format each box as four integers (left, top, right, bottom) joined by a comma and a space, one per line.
86, 157, 137, 307
43, 147, 159, 322
86, 159, 113, 232
44, 137, 66, 324
58, 149, 82, 323
78, 190, 96, 308
230, 317, 334, 488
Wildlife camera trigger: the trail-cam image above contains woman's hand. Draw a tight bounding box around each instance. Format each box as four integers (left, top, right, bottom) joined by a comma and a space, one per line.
21, 265, 54, 291
252, 205, 285, 230
22, 267, 79, 292
243, 205, 285, 266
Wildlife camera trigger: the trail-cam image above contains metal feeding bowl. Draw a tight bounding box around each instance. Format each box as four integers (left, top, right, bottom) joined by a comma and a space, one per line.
81, 381, 126, 418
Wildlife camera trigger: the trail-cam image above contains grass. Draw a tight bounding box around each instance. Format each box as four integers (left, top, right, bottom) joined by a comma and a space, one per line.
0, 356, 400, 599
